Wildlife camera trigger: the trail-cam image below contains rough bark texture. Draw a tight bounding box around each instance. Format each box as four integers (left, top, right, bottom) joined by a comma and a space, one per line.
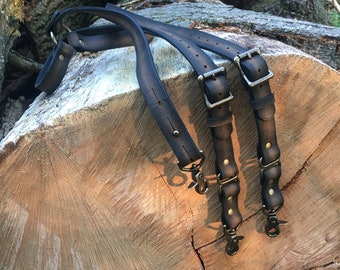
0, 3, 339, 268
0, 0, 24, 95
223, 0, 334, 25
23, 0, 106, 61
136, 2, 340, 69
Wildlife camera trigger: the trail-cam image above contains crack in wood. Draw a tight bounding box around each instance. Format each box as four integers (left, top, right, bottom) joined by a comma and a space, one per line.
191, 231, 206, 270
281, 118, 339, 192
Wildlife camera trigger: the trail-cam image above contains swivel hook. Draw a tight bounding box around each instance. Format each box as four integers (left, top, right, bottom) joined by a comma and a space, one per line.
263, 208, 287, 237
225, 228, 244, 256
188, 168, 208, 194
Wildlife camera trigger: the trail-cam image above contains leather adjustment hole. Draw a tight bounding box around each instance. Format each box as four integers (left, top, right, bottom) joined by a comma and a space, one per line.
187, 46, 191, 48
204, 65, 207, 68
258, 68, 261, 72
226, 46, 230, 50
196, 54, 199, 57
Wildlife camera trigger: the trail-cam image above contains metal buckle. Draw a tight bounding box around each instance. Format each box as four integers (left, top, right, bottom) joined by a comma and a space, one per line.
197, 67, 234, 109
50, 24, 72, 45
234, 48, 274, 87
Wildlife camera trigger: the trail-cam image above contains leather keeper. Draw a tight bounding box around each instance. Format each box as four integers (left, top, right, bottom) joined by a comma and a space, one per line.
35, 41, 75, 94
250, 93, 275, 110
207, 112, 232, 127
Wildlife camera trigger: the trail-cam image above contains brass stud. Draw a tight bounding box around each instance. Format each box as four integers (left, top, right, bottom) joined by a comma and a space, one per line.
59, 54, 64, 61
228, 209, 233, 216
227, 196, 233, 202
223, 159, 230, 166
266, 142, 272, 149
269, 188, 274, 196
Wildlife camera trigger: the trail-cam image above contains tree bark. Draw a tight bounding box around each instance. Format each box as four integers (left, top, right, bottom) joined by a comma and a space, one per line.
222, 0, 333, 25
0, 0, 24, 95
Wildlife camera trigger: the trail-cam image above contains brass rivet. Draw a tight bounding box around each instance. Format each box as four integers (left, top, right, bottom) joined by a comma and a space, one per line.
223, 159, 230, 166
269, 188, 274, 196
266, 142, 272, 149
228, 209, 233, 215
227, 196, 233, 202
59, 54, 64, 61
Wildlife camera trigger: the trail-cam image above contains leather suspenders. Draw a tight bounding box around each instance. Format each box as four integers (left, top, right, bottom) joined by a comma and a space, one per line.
35, 5, 286, 255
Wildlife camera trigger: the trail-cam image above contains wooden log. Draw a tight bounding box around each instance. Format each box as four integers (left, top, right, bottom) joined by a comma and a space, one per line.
0, 5, 339, 270
136, 2, 340, 70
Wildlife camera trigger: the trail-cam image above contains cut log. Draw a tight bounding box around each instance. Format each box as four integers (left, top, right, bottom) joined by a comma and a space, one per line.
0, 4, 339, 270
136, 2, 340, 70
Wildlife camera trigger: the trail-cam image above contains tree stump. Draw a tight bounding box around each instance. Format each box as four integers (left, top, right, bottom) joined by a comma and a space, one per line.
0, 5, 339, 270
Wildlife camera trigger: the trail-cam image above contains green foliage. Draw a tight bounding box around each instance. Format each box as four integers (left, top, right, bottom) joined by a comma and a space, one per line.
329, 10, 340, 27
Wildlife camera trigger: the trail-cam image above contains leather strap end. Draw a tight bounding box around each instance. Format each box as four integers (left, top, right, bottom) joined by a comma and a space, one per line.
35, 41, 75, 94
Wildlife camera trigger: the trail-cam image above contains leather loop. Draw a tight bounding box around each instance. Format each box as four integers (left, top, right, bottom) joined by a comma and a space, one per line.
250, 93, 275, 110
35, 41, 75, 94
207, 112, 232, 127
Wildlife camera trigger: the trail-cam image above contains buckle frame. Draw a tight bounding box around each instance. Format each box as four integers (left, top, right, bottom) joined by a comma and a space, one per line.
197, 67, 234, 109
49, 24, 72, 45
234, 48, 274, 87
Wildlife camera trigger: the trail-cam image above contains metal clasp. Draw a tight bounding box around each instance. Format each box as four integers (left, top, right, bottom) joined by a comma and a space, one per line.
178, 151, 208, 194
259, 157, 281, 177
224, 227, 244, 256
217, 174, 239, 186
262, 206, 287, 237
234, 48, 274, 87
197, 67, 234, 109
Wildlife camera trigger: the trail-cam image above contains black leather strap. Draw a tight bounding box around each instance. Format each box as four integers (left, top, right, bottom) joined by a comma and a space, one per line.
35, 4, 286, 255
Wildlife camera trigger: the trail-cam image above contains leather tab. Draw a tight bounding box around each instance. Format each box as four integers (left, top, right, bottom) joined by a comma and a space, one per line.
261, 165, 284, 210
220, 181, 242, 229
35, 41, 75, 94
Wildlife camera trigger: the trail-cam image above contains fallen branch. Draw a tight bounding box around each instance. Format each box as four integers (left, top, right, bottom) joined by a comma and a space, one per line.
7, 50, 42, 74
326, 0, 340, 13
